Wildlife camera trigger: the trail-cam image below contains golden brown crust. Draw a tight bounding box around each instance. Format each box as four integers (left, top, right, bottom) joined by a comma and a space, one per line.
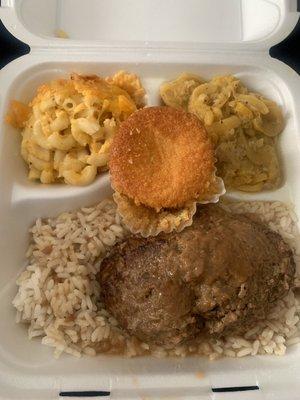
30, 74, 137, 122
109, 106, 217, 209
105, 70, 146, 107
5, 100, 31, 129
30, 79, 77, 107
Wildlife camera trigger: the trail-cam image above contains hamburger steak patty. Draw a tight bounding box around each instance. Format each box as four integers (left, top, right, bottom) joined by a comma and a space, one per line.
98, 205, 295, 347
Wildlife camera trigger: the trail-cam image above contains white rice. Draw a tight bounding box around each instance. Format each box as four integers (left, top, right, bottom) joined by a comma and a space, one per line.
12, 199, 300, 359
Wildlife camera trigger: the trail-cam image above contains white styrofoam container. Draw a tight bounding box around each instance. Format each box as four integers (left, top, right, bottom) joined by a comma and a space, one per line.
0, 0, 299, 399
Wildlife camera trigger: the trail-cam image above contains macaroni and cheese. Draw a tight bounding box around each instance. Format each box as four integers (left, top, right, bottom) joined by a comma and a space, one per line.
6, 72, 145, 185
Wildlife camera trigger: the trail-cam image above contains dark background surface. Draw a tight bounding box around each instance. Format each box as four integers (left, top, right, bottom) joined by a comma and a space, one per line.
0, 17, 299, 72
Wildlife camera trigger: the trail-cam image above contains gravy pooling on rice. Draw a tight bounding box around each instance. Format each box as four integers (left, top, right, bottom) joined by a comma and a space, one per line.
12, 199, 300, 359
98, 205, 295, 347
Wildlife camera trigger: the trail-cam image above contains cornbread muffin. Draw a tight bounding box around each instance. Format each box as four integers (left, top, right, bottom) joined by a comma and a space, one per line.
109, 106, 224, 236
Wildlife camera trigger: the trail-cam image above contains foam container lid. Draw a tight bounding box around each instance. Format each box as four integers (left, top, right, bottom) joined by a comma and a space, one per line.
0, 0, 299, 399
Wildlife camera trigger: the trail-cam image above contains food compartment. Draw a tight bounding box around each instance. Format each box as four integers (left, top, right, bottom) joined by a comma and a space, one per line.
2, 60, 299, 205
1, 59, 299, 288
0, 58, 300, 398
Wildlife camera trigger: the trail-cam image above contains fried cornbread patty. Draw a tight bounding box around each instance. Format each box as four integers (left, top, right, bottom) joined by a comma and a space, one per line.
109, 106, 217, 210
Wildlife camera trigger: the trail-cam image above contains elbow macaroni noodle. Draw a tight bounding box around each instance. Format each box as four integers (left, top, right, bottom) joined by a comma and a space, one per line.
7, 72, 145, 185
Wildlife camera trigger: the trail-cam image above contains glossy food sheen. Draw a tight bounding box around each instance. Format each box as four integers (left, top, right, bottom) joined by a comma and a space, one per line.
98, 205, 295, 347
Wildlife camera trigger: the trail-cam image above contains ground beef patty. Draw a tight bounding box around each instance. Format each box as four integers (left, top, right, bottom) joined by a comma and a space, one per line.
98, 205, 295, 347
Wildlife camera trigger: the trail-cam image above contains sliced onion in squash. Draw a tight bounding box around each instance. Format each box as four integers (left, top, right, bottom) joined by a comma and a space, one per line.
253, 100, 284, 137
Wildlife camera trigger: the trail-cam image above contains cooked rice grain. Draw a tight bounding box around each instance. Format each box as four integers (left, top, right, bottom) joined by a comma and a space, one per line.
13, 199, 300, 358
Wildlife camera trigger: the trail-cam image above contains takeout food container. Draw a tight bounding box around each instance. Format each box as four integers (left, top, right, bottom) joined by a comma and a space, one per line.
0, 0, 299, 399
